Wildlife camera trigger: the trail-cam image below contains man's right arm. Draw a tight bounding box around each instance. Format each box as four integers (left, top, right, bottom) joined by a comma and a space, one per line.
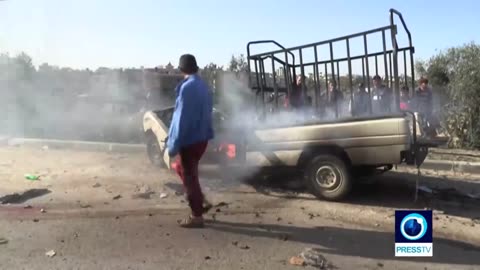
167, 84, 194, 157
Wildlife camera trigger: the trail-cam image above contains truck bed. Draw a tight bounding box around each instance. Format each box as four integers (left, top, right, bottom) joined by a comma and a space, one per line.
145, 107, 413, 167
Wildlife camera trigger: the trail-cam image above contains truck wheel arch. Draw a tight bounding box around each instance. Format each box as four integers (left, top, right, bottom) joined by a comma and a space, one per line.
297, 145, 352, 170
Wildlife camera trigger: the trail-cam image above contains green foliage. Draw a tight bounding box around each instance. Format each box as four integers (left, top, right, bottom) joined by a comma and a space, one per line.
416, 42, 480, 149
228, 54, 248, 73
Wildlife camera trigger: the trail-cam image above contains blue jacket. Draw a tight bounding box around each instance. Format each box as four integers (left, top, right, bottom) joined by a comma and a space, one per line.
167, 74, 214, 157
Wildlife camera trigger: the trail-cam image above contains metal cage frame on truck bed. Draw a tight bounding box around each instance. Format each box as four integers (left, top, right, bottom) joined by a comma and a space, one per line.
246, 8, 415, 119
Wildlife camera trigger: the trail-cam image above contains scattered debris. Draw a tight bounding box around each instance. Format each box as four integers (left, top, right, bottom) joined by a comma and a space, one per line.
0, 238, 8, 245
45, 250, 56, 258
79, 204, 92, 209
278, 234, 290, 241
308, 213, 315, 219
300, 248, 329, 269
377, 262, 384, 267
132, 192, 155, 200
24, 174, 40, 181
254, 212, 261, 218
112, 195, 122, 200
289, 256, 306, 266
300, 207, 306, 210
231, 241, 249, 250
211, 214, 216, 221
24, 205, 32, 209
92, 183, 101, 188
40, 208, 46, 213
160, 193, 168, 199
138, 185, 152, 194
73, 233, 79, 239
204, 256, 211, 260
277, 217, 282, 222
375, 223, 380, 227
33, 219, 39, 223
215, 202, 229, 208
148, 213, 153, 217
115, 216, 120, 220
239, 244, 250, 250
174, 191, 184, 196
215, 208, 221, 213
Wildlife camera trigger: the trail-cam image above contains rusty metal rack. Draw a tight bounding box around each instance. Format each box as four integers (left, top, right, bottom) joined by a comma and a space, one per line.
246, 9, 415, 118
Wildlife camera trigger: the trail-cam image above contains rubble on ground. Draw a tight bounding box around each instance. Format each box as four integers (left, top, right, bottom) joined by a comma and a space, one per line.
45, 250, 56, 258
290, 248, 332, 269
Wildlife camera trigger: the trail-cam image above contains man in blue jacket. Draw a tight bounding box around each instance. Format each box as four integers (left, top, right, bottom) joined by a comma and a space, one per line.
167, 54, 214, 228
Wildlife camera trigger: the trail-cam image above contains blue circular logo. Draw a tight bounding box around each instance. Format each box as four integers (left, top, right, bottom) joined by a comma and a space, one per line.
400, 213, 427, 241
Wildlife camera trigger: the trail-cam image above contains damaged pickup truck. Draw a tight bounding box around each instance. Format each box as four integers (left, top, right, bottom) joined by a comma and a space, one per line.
143, 9, 446, 201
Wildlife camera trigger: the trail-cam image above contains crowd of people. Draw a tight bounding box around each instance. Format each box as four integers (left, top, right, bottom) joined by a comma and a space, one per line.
283, 74, 436, 127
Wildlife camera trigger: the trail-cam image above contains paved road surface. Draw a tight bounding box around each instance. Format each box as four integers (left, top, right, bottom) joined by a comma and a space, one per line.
1, 146, 480, 269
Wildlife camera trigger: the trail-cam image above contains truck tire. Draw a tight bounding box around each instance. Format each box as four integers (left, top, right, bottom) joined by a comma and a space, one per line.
305, 155, 352, 201
145, 131, 166, 168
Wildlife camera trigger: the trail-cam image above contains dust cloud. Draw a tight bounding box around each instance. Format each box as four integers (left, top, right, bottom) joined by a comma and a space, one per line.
0, 56, 170, 143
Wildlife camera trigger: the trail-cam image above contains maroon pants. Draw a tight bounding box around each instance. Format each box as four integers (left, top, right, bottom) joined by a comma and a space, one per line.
173, 141, 208, 217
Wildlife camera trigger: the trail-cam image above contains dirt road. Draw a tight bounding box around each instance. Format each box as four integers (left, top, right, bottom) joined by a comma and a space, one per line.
1, 146, 480, 269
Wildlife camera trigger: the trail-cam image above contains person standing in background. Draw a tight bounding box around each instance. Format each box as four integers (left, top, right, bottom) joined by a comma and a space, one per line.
412, 77, 433, 119
167, 54, 214, 228
400, 86, 411, 111
352, 82, 369, 116
327, 80, 344, 116
371, 75, 393, 114
286, 75, 306, 110
412, 77, 438, 136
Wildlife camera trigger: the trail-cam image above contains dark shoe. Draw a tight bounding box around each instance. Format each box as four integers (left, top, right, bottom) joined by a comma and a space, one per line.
178, 216, 204, 228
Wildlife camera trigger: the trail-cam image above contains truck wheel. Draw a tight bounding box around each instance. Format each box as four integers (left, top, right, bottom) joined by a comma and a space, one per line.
305, 155, 352, 201
145, 131, 166, 168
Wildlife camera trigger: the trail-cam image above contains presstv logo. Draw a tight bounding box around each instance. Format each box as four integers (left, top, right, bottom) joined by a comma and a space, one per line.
395, 210, 433, 257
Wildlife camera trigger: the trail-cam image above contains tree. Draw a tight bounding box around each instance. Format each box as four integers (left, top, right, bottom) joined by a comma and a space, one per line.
201, 63, 224, 105
228, 54, 248, 73
13, 52, 35, 81
201, 63, 223, 90
416, 42, 480, 148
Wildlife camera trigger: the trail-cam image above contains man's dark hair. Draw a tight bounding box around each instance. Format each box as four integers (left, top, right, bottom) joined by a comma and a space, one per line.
178, 54, 199, 74
373, 75, 382, 81
419, 77, 429, 84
